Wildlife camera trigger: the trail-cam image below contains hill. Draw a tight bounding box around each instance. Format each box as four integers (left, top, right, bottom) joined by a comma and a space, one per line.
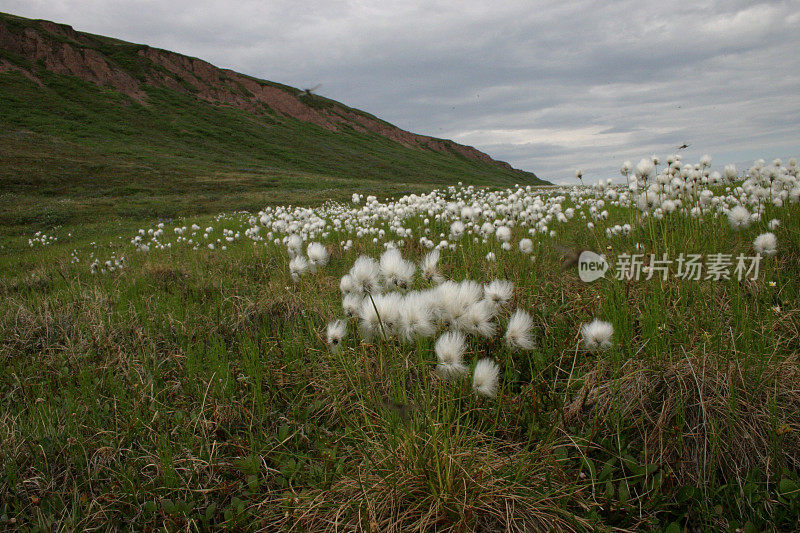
0, 12, 545, 229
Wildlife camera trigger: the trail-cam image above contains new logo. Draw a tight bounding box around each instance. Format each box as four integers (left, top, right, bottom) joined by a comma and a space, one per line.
578, 251, 609, 282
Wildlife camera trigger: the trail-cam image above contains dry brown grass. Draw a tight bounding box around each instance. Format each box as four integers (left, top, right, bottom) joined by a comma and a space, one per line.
564, 353, 800, 485
266, 426, 590, 532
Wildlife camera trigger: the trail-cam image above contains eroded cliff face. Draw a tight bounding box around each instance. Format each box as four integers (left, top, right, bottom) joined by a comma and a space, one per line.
0, 14, 511, 169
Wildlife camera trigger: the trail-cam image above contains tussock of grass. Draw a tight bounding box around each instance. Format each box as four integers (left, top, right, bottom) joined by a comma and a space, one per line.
565, 354, 800, 484
273, 426, 588, 532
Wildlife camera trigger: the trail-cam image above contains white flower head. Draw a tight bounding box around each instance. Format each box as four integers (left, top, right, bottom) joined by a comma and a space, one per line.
286, 234, 303, 257
484, 280, 514, 307
505, 308, 535, 351
495, 226, 512, 243
753, 232, 777, 256
635, 158, 654, 180
421, 249, 444, 284
436, 280, 482, 330
399, 292, 436, 341
472, 358, 500, 397
359, 292, 401, 339
380, 248, 416, 290
289, 255, 309, 281
340, 274, 356, 295
661, 199, 677, 214
461, 300, 497, 338
342, 293, 363, 319
581, 319, 614, 352
435, 331, 468, 378
326, 320, 347, 352
727, 205, 751, 229
306, 242, 329, 271
349, 255, 381, 295
449, 220, 465, 240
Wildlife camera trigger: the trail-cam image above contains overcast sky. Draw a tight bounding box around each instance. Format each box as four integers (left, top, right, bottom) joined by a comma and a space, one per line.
3, 0, 799, 183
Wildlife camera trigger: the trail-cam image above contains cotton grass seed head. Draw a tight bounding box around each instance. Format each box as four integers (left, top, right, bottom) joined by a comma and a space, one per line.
289, 255, 309, 281
581, 319, 614, 352
435, 331, 466, 366
286, 234, 303, 257
484, 280, 514, 307
399, 292, 436, 341
505, 309, 535, 351
461, 300, 497, 338
350, 255, 381, 295
342, 293, 363, 319
326, 320, 347, 352
472, 358, 500, 397
753, 232, 777, 256
495, 226, 512, 243
380, 248, 416, 290
340, 274, 356, 295
306, 242, 329, 271
421, 249, 444, 284
727, 205, 751, 229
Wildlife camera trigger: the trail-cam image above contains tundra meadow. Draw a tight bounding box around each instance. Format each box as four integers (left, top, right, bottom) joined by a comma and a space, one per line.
2, 154, 800, 531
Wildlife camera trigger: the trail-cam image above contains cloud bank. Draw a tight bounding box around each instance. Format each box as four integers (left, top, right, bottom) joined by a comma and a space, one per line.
3, 0, 799, 182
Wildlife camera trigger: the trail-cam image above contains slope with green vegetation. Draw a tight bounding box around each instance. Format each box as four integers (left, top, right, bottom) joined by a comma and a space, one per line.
0, 11, 544, 232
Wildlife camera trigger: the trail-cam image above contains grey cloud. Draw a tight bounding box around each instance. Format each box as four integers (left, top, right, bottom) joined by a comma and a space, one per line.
1, 0, 798, 182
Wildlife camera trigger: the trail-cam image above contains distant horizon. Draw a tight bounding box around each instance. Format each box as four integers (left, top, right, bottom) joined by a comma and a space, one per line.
1, 1, 798, 183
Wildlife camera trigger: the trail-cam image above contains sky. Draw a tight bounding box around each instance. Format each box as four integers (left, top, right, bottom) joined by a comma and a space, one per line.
2, 0, 799, 183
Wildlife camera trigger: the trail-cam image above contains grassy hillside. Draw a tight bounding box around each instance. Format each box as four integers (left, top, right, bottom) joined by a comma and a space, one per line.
0, 12, 544, 232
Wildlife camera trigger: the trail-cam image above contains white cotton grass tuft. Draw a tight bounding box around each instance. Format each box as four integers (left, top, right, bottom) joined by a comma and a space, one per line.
753, 232, 778, 256
484, 280, 514, 307
420, 249, 444, 284
306, 242, 329, 271
380, 248, 416, 290
342, 293, 363, 319
727, 205, 751, 229
635, 158, 654, 181
326, 320, 347, 352
289, 255, 309, 282
286, 234, 303, 258
449, 220, 465, 240
399, 292, 436, 341
495, 226, 512, 243
472, 358, 500, 397
581, 319, 614, 352
435, 331, 468, 378
461, 300, 497, 338
340, 274, 356, 295
519, 238, 534, 254
358, 292, 401, 340
349, 255, 381, 295
505, 309, 535, 351
445, 280, 484, 330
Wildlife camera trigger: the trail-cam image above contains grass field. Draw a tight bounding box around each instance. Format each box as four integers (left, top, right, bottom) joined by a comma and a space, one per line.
1, 155, 799, 531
